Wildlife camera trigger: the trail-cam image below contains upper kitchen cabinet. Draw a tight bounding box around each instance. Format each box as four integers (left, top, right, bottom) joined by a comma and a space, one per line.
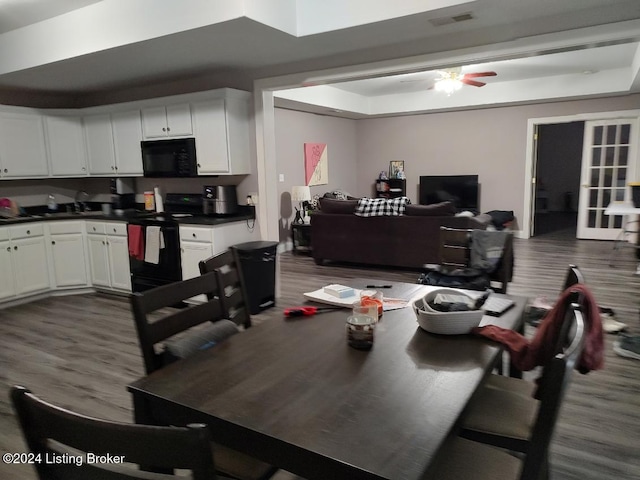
142, 104, 192, 139
84, 111, 143, 176
0, 110, 48, 178
192, 96, 251, 175
84, 114, 117, 175
112, 110, 143, 175
44, 115, 88, 176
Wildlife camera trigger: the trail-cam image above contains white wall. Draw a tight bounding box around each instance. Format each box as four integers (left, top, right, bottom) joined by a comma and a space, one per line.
274, 108, 358, 243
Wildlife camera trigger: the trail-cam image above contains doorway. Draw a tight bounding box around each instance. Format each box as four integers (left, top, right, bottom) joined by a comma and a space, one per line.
532, 121, 584, 237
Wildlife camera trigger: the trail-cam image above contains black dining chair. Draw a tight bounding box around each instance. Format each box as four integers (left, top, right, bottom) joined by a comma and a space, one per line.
199, 249, 252, 329
457, 300, 587, 479
421, 226, 514, 293
430, 303, 586, 480
10, 385, 227, 480
130, 272, 240, 375
129, 273, 278, 480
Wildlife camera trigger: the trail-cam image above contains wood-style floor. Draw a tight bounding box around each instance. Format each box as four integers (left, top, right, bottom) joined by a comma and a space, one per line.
1, 229, 639, 480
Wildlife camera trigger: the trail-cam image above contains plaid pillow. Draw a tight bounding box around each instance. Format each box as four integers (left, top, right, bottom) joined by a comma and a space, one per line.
355, 197, 410, 217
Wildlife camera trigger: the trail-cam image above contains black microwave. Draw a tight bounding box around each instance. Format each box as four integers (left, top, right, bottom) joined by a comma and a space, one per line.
141, 138, 198, 177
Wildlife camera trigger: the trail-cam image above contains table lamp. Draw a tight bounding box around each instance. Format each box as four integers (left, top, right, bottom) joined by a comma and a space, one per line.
291, 185, 311, 224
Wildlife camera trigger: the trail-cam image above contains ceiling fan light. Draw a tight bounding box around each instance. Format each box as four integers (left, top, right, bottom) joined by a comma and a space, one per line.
434, 78, 462, 95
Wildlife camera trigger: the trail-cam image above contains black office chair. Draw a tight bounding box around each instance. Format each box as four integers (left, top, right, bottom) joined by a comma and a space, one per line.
457, 301, 587, 480
10, 385, 225, 480
199, 250, 252, 329
129, 273, 277, 480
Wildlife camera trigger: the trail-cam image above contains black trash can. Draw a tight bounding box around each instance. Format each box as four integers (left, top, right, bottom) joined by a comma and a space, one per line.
232, 241, 278, 315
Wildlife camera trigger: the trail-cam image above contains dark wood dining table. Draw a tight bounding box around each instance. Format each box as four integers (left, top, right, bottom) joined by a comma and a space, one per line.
128, 278, 527, 480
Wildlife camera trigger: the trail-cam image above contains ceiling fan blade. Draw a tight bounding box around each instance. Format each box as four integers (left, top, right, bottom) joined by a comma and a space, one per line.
463, 71, 497, 79
461, 79, 486, 87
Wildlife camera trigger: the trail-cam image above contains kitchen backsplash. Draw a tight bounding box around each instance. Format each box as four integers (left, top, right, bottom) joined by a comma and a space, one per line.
0, 176, 248, 208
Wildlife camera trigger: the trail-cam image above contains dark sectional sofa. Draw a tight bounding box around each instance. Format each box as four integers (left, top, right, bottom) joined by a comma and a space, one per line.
310, 198, 490, 269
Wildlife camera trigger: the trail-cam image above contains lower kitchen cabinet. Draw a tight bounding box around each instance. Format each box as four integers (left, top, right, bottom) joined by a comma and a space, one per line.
0, 236, 15, 301
0, 224, 50, 300
47, 221, 89, 289
87, 221, 131, 292
179, 222, 258, 281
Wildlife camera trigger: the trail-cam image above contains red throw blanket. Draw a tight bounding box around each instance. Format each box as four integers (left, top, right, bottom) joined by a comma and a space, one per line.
472, 284, 604, 374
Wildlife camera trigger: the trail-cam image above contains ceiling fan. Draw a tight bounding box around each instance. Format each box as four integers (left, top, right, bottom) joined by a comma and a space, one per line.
432, 67, 497, 94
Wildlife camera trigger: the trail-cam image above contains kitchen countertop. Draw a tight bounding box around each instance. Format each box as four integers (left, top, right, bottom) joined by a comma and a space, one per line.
0, 209, 255, 227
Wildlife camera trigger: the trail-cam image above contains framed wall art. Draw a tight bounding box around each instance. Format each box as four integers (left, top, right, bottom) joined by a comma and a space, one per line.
304, 143, 328, 186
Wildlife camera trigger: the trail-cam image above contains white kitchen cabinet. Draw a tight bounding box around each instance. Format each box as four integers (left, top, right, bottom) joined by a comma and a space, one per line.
45, 115, 87, 176
47, 221, 89, 289
192, 98, 250, 175
0, 232, 15, 300
0, 110, 49, 178
107, 235, 131, 291
87, 234, 111, 287
85, 112, 143, 176
84, 114, 117, 175
86, 221, 131, 292
112, 110, 143, 175
179, 222, 257, 282
8, 224, 50, 296
142, 104, 192, 139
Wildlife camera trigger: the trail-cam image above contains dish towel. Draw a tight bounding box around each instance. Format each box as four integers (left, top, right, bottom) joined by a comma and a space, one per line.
144, 226, 164, 264
127, 225, 144, 260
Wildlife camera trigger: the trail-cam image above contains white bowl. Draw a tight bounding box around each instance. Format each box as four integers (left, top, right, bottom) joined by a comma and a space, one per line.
412, 289, 484, 335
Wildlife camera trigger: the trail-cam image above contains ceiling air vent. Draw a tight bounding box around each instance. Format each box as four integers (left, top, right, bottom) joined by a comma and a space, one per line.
429, 12, 474, 27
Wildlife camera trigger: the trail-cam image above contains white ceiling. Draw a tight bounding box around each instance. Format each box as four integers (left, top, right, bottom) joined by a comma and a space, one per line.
2, 0, 640, 116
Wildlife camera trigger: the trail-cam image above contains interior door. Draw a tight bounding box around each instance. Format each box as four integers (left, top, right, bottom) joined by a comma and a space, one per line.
577, 118, 638, 240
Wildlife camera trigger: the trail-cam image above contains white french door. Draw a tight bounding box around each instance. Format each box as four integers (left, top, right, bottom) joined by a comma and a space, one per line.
577, 118, 638, 240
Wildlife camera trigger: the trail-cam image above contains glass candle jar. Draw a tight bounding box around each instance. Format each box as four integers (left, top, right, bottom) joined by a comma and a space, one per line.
347, 303, 375, 349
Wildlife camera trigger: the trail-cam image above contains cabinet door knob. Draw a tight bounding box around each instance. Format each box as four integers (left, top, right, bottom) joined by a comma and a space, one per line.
26, 230, 30, 235
192, 233, 196, 237
51, 240, 56, 245
82, 167, 86, 171
13, 246, 17, 250
3, 168, 7, 173
6, 247, 9, 252
113, 228, 116, 232
162, 127, 167, 132
197, 163, 201, 168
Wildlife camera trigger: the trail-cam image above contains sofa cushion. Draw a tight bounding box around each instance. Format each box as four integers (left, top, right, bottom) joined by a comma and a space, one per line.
405, 202, 455, 216
319, 198, 358, 214
355, 197, 410, 217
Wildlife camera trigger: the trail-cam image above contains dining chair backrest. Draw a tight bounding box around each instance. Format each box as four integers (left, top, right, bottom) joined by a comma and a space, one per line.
439, 226, 514, 293
10, 385, 218, 480
199, 250, 252, 329
130, 272, 230, 374
520, 304, 585, 480
562, 264, 585, 291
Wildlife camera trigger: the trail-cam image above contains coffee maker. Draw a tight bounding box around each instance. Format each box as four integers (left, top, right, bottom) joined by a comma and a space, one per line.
110, 178, 136, 215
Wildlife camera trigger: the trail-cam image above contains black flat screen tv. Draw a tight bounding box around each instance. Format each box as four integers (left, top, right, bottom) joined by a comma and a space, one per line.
419, 175, 480, 212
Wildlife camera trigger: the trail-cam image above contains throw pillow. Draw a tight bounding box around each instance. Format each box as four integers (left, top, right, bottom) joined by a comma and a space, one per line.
355, 197, 410, 217
405, 201, 455, 216
318, 198, 359, 214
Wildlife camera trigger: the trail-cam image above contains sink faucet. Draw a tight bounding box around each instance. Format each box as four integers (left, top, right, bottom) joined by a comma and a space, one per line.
74, 191, 89, 212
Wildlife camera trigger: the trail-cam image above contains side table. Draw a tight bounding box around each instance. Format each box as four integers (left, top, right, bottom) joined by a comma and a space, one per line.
291, 223, 312, 255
